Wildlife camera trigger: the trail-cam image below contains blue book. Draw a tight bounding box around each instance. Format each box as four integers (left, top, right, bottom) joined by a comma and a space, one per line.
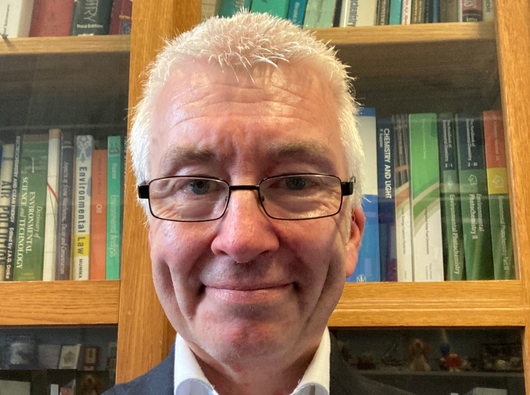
347, 108, 381, 283
376, 117, 397, 282
287, 0, 308, 26
389, 0, 402, 24
432, 0, 439, 22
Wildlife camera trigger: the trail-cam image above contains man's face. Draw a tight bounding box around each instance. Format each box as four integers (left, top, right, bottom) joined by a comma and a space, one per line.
148, 60, 364, 368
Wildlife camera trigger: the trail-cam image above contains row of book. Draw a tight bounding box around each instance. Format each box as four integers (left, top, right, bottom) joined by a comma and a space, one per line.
348, 109, 514, 283
201, 0, 493, 28
1, 0, 132, 38
0, 130, 124, 282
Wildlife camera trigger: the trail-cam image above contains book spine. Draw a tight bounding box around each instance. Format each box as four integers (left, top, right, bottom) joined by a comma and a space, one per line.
401, 0, 412, 24
314, 0, 338, 27
109, 0, 133, 34
393, 114, 414, 281
70, 0, 114, 36
250, 0, 290, 18
376, 118, 397, 282
483, 110, 514, 280
106, 136, 122, 280
0, 0, 35, 38
29, 0, 75, 37
438, 113, 465, 281
409, 113, 444, 282
218, 0, 252, 17
13, 135, 49, 281
348, 108, 381, 282
440, 0, 458, 22
5, 135, 22, 281
376, 0, 390, 25
332, 0, 343, 27
461, 0, 482, 22
0, 144, 15, 282
288, 0, 309, 26
42, 129, 61, 281
73, 135, 93, 281
424, 0, 433, 23
55, 132, 75, 281
411, 0, 425, 23
90, 150, 108, 280
482, 0, 493, 21
388, 0, 402, 24
455, 114, 494, 280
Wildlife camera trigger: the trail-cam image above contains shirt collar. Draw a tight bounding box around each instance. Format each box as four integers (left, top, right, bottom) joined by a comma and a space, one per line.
174, 328, 330, 395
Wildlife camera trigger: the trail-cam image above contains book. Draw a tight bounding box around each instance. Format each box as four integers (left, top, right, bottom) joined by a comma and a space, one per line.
218, 0, 251, 17
388, 0, 402, 24
13, 134, 49, 282
42, 129, 61, 281
377, 117, 397, 282
401, 0, 412, 24
483, 0, 493, 21
55, 132, 75, 281
106, 136, 122, 280
5, 135, 22, 281
376, 0, 390, 25
73, 135, 93, 281
29, 0, 75, 37
0, 144, 15, 282
109, 0, 132, 34
348, 108, 381, 283
339, 0, 378, 27
483, 110, 514, 280
250, 0, 290, 18
411, 0, 425, 23
0, 380, 31, 395
70, 0, 114, 36
287, 0, 308, 26
438, 113, 465, 281
409, 113, 444, 282
0, 0, 35, 38
461, 0, 482, 22
90, 149, 107, 280
201, 0, 220, 22
303, 0, 336, 28
431, 0, 439, 22
393, 114, 413, 281
440, 0, 458, 22
455, 113, 494, 280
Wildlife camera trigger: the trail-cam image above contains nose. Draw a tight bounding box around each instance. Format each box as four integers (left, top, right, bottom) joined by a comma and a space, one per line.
210, 189, 280, 263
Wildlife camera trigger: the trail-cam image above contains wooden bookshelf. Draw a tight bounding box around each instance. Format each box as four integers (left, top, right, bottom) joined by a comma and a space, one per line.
0, 281, 120, 326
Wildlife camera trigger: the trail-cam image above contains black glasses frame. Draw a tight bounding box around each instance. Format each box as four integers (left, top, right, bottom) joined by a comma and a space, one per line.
138, 173, 355, 222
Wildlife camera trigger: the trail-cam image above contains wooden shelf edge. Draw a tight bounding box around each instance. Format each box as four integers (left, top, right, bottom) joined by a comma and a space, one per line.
0, 280, 120, 326
312, 21, 495, 45
0, 35, 131, 56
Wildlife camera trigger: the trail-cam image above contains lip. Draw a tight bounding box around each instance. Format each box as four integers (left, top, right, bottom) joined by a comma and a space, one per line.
204, 283, 292, 305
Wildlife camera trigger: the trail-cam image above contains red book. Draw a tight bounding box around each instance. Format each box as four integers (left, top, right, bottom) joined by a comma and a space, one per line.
109, 0, 133, 35
90, 150, 108, 280
29, 0, 75, 37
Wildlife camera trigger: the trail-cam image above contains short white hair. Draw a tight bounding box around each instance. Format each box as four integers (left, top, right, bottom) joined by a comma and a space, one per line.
130, 11, 364, 214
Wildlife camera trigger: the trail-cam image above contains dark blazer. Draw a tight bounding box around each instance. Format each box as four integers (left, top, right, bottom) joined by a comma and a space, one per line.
103, 336, 413, 395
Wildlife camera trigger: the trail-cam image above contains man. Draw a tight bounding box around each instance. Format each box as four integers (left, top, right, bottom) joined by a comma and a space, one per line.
105, 11, 413, 395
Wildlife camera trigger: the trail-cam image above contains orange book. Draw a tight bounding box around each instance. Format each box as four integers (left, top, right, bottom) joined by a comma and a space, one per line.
90, 150, 108, 280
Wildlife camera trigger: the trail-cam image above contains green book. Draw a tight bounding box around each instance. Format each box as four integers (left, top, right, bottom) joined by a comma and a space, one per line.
455, 114, 494, 280
438, 113, 465, 281
304, 0, 337, 28
106, 136, 122, 280
408, 113, 444, 282
251, 0, 290, 18
13, 135, 49, 281
218, 0, 252, 17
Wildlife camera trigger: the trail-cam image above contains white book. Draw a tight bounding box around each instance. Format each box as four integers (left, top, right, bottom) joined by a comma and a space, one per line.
0, 144, 15, 282
483, 0, 494, 21
73, 135, 93, 281
42, 129, 61, 281
50, 383, 60, 395
401, 0, 412, 24
0, 0, 35, 38
340, 0, 377, 27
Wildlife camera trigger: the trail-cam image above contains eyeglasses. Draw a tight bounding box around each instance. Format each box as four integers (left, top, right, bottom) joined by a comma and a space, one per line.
138, 173, 355, 222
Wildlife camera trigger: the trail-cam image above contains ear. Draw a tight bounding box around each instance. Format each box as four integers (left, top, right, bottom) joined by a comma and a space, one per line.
345, 206, 365, 278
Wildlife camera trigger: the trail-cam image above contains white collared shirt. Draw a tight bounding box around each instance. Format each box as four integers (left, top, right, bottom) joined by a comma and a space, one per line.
174, 328, 331, 395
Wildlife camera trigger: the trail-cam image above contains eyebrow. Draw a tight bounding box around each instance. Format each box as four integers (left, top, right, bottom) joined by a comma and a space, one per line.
159, 146, 221, 176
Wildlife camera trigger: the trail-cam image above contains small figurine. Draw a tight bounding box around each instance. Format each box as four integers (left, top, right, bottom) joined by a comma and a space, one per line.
408, 338, 431, 371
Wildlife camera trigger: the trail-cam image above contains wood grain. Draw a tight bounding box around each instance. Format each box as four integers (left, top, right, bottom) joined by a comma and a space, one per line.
0, 281, 119, 326
116, 0, 199, 384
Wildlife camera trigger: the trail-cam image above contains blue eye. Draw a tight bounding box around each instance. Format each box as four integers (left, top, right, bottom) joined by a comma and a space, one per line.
284, 177, 307, 190
188, 179, 211, 195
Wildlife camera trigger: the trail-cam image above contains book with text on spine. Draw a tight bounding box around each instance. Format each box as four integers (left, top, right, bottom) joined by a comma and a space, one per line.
5, 135, 22, 281
0, 144, 15, 281
109, 0, 133, 34
438, 113, 465, 281
483, 110, 514, 280
251, 0, 290, 18
90, 149, 108, 280
13, 134, 49, 281
340, 0, 378, 27
106, 136, 122, 280
287, 0, 308, 26
0, 0, 35, 38
348, 108, 380, 283
303, 0, 336, 28
455, 113, 494, 280
73, 135, 93, 281
70, 0, 114, 36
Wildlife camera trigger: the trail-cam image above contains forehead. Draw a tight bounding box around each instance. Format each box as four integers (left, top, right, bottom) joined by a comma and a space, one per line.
149, 60, 346, 178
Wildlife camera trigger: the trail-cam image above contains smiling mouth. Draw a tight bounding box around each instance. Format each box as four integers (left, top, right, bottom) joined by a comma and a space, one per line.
204, 283, 292, 305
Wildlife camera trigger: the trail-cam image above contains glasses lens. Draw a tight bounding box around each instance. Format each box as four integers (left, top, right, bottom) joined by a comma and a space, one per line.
260, 174, 343, 219
149, 177, 228, 221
